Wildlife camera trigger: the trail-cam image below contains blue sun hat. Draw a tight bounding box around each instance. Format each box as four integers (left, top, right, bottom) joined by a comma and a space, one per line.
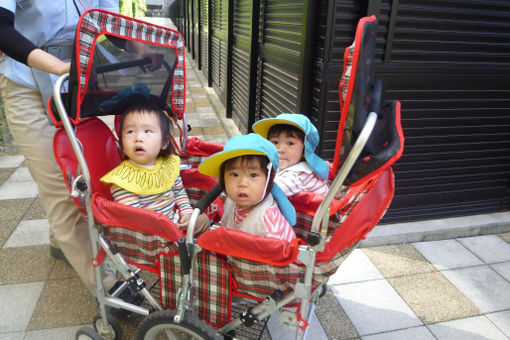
252, 113, 330, 180
198, 133, 296, 226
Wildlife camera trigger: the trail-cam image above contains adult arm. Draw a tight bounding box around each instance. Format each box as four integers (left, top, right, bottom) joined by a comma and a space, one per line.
0, 7, 70, 76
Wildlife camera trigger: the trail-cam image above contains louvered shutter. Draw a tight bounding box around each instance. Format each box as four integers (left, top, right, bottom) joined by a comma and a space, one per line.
231, 0, 257, 133
255, 0, 308, 121
210, 0, 230, 104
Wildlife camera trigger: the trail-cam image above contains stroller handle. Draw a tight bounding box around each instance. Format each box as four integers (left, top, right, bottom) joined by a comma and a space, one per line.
311, 111, 378, 249
94, 57, 153, 73
53, 73, 91, 189
186, 182, 223, 243
53, 72, 104, 290
195, 182, 223, 213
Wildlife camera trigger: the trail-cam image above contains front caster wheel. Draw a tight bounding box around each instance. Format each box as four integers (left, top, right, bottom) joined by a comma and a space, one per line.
136, 309, 221, 340
75, 327, 101, 340
92, 314, 122, 340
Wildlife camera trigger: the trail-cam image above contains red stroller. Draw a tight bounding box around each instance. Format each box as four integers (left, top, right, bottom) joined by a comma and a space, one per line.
50, 10, 403, 340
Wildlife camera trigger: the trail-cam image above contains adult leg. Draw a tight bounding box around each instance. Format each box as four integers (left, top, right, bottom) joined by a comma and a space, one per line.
0, 75, 98, 294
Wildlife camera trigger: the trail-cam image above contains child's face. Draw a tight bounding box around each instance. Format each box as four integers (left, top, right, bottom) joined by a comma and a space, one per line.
268, 131, 304, 171
224, 157, 268, 209
121, 111, 167, 166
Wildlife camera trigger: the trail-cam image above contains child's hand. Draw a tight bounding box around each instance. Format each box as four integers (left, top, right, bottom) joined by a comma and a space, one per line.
177, 213, 211, 236
176, 213, 191, 229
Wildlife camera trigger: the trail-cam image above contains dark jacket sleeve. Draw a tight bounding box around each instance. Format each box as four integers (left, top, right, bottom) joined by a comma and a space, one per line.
0, 7, 37, 65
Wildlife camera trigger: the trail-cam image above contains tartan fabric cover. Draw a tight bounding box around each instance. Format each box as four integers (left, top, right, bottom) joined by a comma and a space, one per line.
225, 185, 367, 300
180, 168, 224, 223
339, 42, 355, 108
104, 226, 177, 269
192, 251, 230, 326
336, 41, 356, 167
159, 247, 182, 310
227, 248, 349, 301
76, 9, 186, 118
159, 249, 230, 327
332, 15, 378, 175
292, 185, 367, 241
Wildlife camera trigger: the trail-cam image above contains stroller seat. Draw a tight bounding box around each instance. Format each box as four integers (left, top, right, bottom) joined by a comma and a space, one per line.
54, 117, 185, 270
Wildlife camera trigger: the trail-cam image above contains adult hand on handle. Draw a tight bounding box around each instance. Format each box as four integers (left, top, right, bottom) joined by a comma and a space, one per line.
125, 40, 163, 72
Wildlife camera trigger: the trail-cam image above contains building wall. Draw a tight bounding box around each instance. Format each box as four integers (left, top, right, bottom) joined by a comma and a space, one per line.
173, 0, 510, 223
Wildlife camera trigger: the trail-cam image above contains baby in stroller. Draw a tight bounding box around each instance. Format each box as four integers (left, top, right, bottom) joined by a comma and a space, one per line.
253, 113, 330, 196
198, 133, 297, 241
101, 99, 193, 227
100, 98, 206, 232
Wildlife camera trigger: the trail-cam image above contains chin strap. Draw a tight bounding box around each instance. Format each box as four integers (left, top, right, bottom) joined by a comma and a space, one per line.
235, 161, 273, 211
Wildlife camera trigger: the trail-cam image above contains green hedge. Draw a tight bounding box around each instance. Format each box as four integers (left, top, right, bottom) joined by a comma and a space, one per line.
119, 0, 147, 18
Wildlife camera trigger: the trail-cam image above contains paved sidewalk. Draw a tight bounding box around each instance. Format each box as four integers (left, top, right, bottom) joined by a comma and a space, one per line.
1, 17, 510, 340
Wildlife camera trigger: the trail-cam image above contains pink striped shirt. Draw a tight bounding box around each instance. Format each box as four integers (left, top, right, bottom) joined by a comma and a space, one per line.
222, 194, 296, 242
275, 161, 330, 196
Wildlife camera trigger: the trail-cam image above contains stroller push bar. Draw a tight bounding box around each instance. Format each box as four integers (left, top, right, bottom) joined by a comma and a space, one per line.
311, 80, 382, 251
53, 72, 114, 323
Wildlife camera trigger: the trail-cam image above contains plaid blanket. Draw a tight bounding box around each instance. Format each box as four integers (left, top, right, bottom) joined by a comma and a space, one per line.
159, 249, 231, 327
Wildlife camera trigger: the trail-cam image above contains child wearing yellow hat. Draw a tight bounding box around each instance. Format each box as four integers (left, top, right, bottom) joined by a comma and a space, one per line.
198, 133, 296, 242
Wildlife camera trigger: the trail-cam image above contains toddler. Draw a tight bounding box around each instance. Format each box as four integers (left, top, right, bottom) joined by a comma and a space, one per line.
101, 100, 193, 229
252, 113, 330, 196
198, 133, 296, 242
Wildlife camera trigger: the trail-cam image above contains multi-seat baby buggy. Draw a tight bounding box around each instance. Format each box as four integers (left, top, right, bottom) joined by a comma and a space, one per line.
49, 10, 403, 340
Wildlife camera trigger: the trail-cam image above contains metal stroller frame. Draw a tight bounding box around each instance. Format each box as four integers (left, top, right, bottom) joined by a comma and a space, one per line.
51, 10, 403, 340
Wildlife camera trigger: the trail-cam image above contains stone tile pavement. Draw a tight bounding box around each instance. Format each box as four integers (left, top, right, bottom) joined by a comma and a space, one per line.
1, 16, 510, 340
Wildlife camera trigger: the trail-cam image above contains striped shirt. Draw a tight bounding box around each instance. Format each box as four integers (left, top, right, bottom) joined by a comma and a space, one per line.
110, 175, 192, 222
222, 194, 296, 242
275, 161, 330, 196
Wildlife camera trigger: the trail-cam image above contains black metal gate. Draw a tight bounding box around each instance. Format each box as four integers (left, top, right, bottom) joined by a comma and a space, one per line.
210, 0, 231, 108
172, 0, 510, 224
315, 0, 510, 223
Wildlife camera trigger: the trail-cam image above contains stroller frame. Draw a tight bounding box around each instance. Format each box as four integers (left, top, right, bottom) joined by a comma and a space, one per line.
51, 10, 403, 340
176, 111, 380, 338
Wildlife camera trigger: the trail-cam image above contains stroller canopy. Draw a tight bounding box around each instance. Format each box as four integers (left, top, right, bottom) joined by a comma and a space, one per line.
49, 9, 186, 126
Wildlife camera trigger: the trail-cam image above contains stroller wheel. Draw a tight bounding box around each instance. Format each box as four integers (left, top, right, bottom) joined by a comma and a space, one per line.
136, 309, 221, 340
93, 314, 122, 340
75, 326, 101, 340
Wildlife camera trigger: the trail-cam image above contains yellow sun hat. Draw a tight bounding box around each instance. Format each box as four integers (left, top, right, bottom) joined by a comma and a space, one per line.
198, 133, 296, 226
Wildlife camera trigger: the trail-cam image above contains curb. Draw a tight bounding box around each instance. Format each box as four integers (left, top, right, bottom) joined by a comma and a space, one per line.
360, 211, 510, 247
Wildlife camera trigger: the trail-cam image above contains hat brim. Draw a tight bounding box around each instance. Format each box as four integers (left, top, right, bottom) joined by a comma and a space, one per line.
198, 149, 266, 178
252, 118, 304, 138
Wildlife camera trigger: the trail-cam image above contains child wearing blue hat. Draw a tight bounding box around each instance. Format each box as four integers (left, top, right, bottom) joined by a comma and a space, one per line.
198, 133, 296, 242
252, 113, 330, 196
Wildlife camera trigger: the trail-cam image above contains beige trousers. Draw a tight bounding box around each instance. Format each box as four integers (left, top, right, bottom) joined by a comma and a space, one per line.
0, 75, 99, 293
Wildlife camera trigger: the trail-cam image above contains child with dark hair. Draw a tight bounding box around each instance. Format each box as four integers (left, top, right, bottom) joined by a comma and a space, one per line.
253, 113, 330, 196
101, 101, 193, 229
198, 133, 296, 241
